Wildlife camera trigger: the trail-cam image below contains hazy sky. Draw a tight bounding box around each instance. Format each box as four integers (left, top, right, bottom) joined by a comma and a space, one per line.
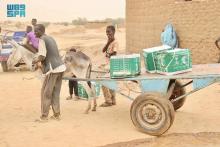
0, 0, 125, 22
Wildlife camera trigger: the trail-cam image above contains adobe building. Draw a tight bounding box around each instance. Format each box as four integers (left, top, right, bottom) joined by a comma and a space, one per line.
126, 0, 220, 63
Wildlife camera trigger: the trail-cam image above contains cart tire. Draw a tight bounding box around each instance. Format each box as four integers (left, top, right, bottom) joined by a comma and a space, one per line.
130, 93, 175, 136
1, 61, 8, 72
169, 81, 186, 111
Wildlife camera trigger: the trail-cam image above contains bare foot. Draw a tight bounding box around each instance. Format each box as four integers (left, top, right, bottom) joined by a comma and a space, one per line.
84, 105, 91, 114
73, 96, 80, 101
99, 102, 113, 107
35, 117, 48, 123
92, 107, 96, 111
84, 110, 89, 114
50, 115, 61, 121
92, 105, 97, 111
66, 96, 72, 100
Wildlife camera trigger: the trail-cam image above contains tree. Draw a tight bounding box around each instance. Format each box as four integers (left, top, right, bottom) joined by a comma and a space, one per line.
72, 17, 88, 25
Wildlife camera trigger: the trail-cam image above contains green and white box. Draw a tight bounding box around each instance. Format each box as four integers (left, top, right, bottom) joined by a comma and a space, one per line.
78, 82, 101, 100
110, 54, 141, 78
143, 45, 173, 73
155, 48, 192, 75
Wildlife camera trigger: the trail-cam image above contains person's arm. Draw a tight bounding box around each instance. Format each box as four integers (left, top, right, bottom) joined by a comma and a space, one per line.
106, 41, 118, 58
32, 39, 46, 64
102, 40, 112, 53
215, 37, 220, 50
24, 33, 30, 45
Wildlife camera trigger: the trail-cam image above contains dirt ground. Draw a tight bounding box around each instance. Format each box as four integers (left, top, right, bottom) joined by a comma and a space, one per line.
102, 132, 220, 147
0, 24, 220, 147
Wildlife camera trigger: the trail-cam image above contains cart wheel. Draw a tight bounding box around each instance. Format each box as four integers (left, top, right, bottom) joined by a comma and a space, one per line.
130, 93, 175, 136
169, 81, 186, 111
1, 61, 8, 72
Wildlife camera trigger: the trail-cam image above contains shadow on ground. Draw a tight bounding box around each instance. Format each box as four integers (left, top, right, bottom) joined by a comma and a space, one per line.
101, 132, 220, 147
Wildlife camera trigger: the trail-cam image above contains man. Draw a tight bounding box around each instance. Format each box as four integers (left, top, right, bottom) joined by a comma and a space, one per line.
100, 25, 118, 107
32, 24, 66, 121
31, 18, 37, 28
66, 48, 79, 100
23, 26, 39, 53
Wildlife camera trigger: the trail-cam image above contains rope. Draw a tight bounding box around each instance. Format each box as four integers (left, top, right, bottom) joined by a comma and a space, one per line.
124, 82, 142, 94
165, 51, 176, 71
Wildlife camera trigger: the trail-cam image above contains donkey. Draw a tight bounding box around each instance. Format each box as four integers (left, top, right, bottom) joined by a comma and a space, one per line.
7, 39, 34, 70
64, 50, 97, 113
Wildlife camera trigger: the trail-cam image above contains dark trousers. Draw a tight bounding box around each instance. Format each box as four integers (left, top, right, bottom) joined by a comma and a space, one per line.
41, 72, 63, 117
69, 80, 78, 96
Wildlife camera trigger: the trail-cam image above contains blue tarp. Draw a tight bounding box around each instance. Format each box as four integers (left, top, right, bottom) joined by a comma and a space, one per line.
161, 23, 178, 48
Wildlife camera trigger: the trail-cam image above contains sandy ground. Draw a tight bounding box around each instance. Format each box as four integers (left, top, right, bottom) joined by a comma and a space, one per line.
103, 132, 220, 147
0, 25, 220, 147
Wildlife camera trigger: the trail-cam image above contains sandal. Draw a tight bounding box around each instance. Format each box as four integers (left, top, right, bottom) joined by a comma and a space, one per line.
50, 115, 61, 121
99, 102, 113, 107
35, 116, 48, 123
66, 96, 72, 100
73, 96, 80, 101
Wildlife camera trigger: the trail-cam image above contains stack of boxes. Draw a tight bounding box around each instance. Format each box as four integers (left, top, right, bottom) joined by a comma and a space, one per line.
155, 48, 192, 75
110, 54, 141, 78
143, 45, 172, 73
108, 45, 192, 78
143, 46, 192, 75
77, 82, 101, 100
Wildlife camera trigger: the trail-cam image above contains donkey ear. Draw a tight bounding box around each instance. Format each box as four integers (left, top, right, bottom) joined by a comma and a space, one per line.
64, 54, 72, 62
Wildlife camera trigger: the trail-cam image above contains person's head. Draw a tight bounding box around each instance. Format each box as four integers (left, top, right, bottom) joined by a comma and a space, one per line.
69, 47, 77, 52
26, 26, 32, 33
106, 25, 115, 40
34, 24, 45, 38
31, 18, 37, 26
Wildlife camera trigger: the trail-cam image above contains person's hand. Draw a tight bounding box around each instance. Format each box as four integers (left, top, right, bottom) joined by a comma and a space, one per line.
31, 63, 37, 71
106, 53, 110, 58
111, 51, 117, 56
107, 38, 114, 43
32, 59, 37, 65
32, 62, 42, 71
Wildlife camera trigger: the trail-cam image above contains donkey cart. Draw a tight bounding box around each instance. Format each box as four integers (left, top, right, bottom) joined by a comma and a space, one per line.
63, 64, 220, 136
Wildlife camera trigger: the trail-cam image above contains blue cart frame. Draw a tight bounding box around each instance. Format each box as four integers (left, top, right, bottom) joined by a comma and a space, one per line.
63, 64, 220, 136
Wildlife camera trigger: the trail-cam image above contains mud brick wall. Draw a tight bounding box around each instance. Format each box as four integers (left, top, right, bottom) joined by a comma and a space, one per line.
126, 0, 220, 63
